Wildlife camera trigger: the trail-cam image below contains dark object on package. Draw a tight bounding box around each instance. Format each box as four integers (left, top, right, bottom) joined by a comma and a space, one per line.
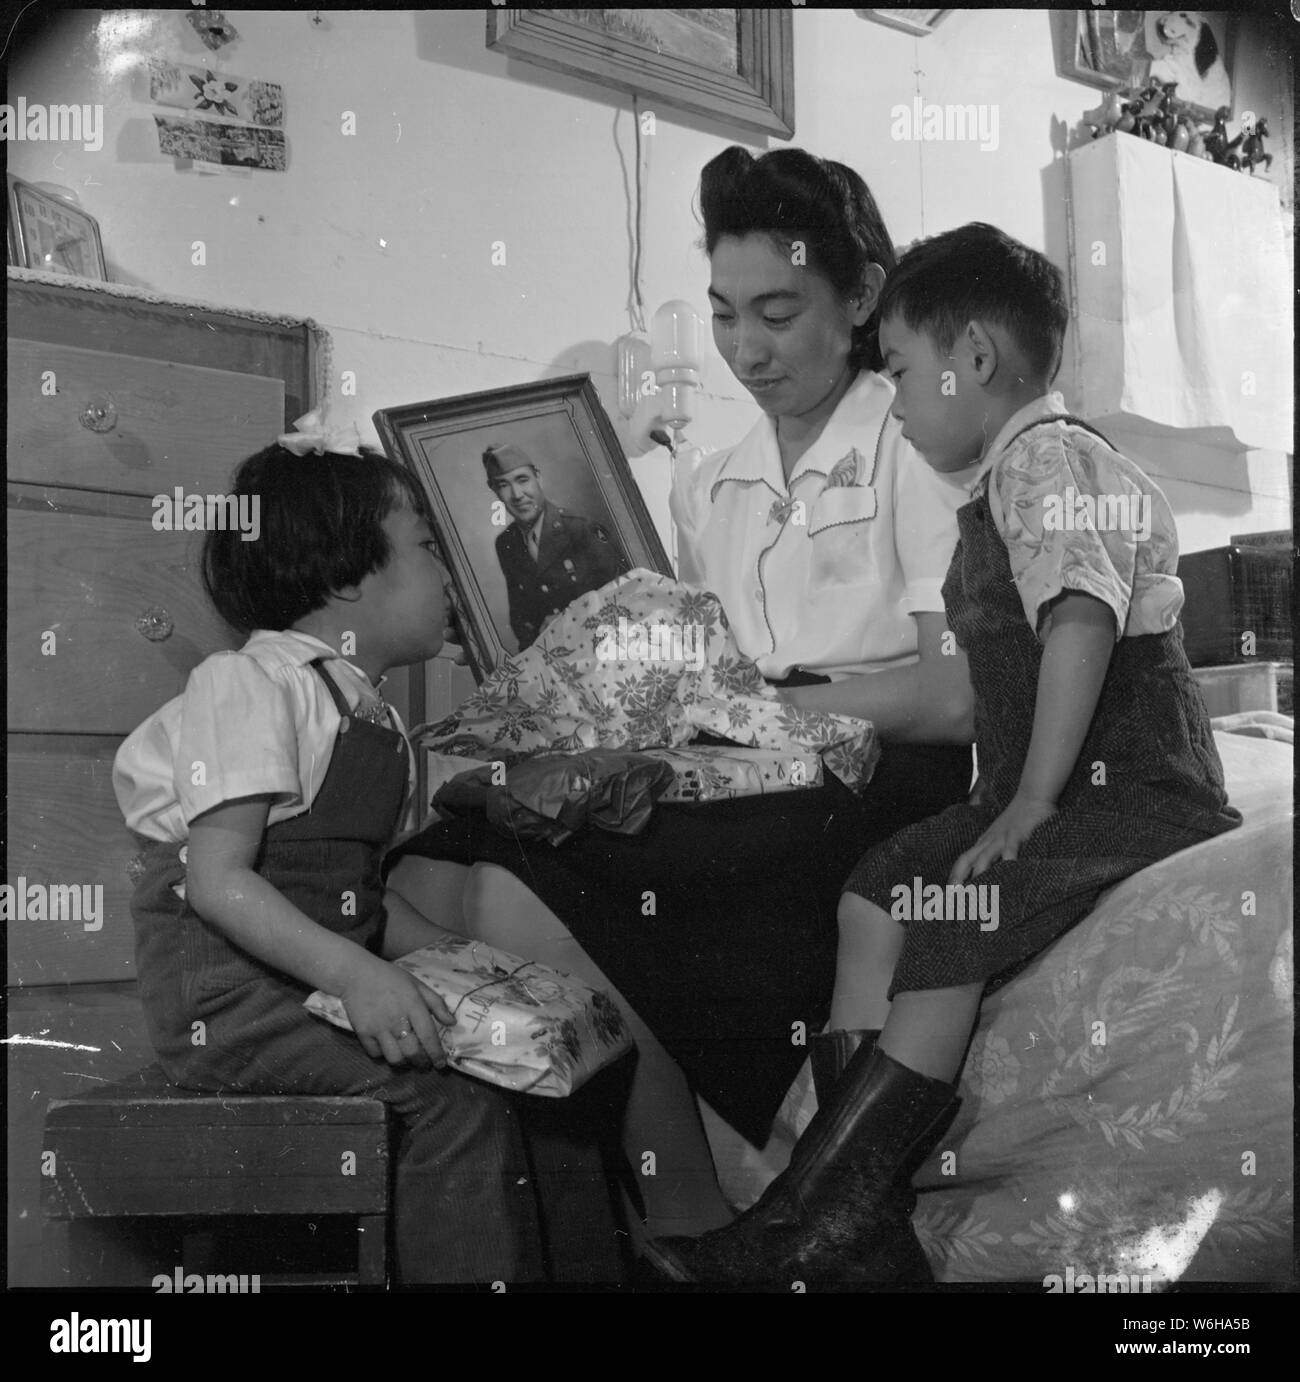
1177, 545, 1291, 666
433, 749, 677, 845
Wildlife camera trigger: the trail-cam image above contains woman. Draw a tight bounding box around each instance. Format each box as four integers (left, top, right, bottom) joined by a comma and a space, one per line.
388, 147, 976, 1245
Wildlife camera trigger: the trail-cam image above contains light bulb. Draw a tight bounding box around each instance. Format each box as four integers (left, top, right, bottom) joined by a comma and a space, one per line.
650, 301, 703, 432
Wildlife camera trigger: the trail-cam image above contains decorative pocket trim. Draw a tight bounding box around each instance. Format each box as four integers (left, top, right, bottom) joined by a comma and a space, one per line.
808, 484, 878, 536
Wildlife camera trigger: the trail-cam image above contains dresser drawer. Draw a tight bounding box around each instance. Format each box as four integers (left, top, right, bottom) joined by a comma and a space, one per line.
7, 339, 285, 496
6, 737, 139, 985
7, 497, 238, 734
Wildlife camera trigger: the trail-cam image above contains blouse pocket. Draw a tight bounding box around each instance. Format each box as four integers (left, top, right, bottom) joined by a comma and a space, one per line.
806, 485, 879, 589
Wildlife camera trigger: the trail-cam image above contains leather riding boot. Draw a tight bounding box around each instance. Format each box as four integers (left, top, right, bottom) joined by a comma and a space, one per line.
809, 1029, 878, 1104
644, 1046, 959, 1286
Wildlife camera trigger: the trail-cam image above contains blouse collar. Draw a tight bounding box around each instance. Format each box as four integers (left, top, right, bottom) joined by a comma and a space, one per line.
711, 370, 897, 499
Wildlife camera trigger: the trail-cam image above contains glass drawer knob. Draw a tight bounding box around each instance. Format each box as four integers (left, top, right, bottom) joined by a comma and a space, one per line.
79, 394, 119, 433
135, 606, 174, 641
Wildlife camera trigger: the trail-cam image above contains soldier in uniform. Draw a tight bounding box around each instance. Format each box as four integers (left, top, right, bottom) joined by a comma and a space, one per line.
483, 443, 630, 649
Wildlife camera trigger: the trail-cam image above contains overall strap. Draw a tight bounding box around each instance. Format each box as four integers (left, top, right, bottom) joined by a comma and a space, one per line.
309, 658, 352, 714
1001, 413, 1117, 453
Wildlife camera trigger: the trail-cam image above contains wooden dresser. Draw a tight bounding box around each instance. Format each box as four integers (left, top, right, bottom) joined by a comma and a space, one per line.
5, 273, 320, 1284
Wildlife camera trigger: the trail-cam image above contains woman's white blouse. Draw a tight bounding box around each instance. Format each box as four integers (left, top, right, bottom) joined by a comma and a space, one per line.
670, 370, 977, 680
112, 628, 413, 842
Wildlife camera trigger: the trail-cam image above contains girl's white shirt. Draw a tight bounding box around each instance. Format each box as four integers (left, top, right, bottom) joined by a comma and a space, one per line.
113, 628, 414, 842
671, 369, 978, 680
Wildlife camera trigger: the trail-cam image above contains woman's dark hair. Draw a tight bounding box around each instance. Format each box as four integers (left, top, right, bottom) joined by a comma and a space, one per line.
698, 146, 896, 372
202, 443, 433, 633
878, 222, 1069, 382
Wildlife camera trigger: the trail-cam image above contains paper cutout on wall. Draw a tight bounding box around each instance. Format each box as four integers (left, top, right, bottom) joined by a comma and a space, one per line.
149, 58, 283, 127
154, 115, 286, 171
186, 10, 238, 51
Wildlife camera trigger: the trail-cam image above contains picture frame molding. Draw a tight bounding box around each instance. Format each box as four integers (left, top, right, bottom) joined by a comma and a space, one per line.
486, 8, 794, 139
374, 372, 672, 687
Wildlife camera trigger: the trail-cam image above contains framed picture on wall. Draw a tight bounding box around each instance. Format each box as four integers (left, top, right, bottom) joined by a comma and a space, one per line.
375, 374, 673, 682
486, 8, 794, 138
1055, 10, 1237, 118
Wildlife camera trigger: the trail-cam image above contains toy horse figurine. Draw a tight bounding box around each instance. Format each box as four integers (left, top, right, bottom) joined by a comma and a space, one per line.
1238, 117, 1272, 175
1132, 83, 1167, 140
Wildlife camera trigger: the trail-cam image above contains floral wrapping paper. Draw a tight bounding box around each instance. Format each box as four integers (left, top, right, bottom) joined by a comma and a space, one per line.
640, 745, 823, 802
304, 933, 631, 1096
416, 570, 879, 792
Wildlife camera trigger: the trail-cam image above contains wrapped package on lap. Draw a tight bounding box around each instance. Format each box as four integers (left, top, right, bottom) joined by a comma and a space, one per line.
305, 933, 632, 1095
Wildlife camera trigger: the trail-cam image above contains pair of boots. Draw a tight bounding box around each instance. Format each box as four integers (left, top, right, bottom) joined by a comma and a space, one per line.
643, 1030, 959, 1286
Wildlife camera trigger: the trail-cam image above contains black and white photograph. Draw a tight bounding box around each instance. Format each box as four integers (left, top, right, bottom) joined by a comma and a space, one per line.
375, 374, 667, 675
3, 3, 1294, 1341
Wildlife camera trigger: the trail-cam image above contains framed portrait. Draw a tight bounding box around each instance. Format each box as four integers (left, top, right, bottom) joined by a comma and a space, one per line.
1055, 10, 1237, 118
375, 373, 673, 682
6, 174, 108, 280
855, 10, 951, 38
486, 8, 793, 139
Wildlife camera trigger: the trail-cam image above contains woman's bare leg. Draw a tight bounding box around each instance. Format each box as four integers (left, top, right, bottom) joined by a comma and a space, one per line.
462, 863, 733, 1240
387, 857, 474, 937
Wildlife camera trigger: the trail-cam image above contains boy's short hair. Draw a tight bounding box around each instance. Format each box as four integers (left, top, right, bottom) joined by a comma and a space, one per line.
202, 443, 433, 633
878, 222, 1069, 382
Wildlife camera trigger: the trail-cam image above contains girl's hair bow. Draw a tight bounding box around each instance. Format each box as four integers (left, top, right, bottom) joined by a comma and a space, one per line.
276, 408, 364, 457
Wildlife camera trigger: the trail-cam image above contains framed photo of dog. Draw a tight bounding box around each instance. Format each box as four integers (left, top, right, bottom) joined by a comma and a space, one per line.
374, 374, 672, 682
1056, 10, 1237, 118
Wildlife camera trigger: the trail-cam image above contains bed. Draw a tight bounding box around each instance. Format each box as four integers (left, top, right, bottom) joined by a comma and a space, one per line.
733, 714, 1293, 1285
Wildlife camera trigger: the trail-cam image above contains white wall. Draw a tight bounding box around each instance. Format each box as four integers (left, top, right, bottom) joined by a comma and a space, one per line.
9, 7, 1292, 707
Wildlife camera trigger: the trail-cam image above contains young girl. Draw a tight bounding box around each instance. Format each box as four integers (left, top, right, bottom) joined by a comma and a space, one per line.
113, 433, 545, 1284
648, 222, 1242, 1285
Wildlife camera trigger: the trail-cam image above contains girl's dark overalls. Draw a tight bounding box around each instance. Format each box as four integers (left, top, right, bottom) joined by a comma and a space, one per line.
130, 660, 544, 1282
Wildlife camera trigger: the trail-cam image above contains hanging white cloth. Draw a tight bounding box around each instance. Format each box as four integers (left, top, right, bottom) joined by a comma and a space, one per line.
1068, 134, 1291, 453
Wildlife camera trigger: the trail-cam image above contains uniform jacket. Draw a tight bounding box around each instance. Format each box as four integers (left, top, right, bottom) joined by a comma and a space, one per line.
496, 500, 629, 648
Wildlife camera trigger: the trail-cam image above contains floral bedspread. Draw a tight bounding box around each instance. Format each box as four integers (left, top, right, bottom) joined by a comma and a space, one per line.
763, 725, 1293, 1285
418, 570, 879, 791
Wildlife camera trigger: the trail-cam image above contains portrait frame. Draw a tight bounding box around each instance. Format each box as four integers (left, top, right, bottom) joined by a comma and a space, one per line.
1054, 10, 1237, 119
486, 8, 794, 139
374, 373, 673, 684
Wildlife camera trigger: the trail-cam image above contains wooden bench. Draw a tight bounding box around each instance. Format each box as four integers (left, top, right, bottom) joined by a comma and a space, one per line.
43, 1065, 393, 1289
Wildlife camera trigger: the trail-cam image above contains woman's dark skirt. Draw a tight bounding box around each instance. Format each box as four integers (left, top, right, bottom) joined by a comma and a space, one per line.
391, 741, 972, 1146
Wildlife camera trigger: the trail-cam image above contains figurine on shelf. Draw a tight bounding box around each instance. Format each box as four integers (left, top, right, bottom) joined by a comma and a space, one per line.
1237, 116, 1272, 176
1131, 83, 1168, 141
1202, 106, 1232, 163
1159, 82, 1181, 144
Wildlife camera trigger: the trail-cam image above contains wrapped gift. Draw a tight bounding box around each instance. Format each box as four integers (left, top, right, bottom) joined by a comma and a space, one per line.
304, 933, 632, 1096
641, 744, 823, 802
